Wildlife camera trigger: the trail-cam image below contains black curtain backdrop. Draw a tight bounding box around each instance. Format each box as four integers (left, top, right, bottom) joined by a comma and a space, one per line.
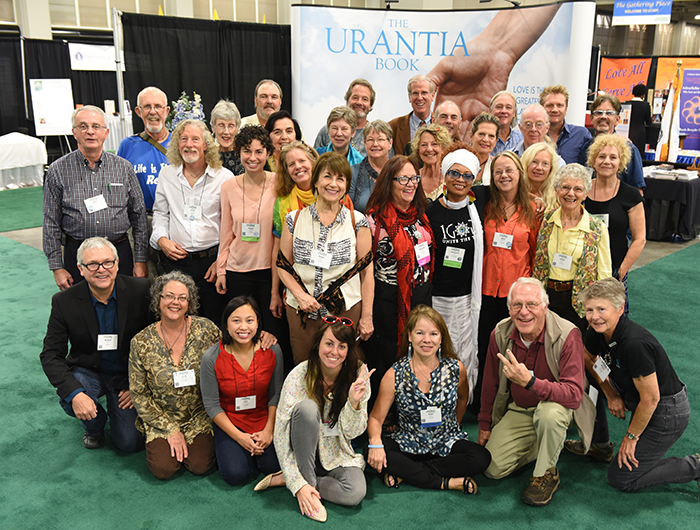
121, 13, 291, 134
0, 40, 25, 135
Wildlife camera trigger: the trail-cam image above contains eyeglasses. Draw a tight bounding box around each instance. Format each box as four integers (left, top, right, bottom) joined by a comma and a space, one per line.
81, 259, 116, 272
322, 315, 354, 327
493, 168, 518, 178
521, 121, 547, 130
510, 301, 542, 312
446, 169, 475, 182
74, 123, 106, 132
161, 293, 189, 303
394, 175, 421, 186
365, 137, 389, 145
215, 123, 237, 132
559, 184, 586, 194
592, 110, 618, 117
140, 104, 166, 112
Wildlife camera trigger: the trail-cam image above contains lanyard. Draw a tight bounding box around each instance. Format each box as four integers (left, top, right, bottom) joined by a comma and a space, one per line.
180, 173, 208, 209
242, 174, 266, 227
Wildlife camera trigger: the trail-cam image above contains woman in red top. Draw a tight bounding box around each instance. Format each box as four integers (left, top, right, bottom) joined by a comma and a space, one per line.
200, 295, 284, 486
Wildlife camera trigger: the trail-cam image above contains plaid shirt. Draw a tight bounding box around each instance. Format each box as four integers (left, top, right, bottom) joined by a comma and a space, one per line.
43, 149, 148, 270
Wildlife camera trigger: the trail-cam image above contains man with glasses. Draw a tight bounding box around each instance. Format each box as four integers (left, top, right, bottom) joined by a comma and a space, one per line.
478, 277, 594, 507
540, 85, 592, 164
513, 104, 566, 167
579, 95, 645, 192
43, 106, 148, 290
40, 237, 150, 451
117, 86, 172, 211
389, 74, 436, 155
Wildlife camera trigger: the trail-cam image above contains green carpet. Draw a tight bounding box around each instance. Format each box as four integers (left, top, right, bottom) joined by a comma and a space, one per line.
0, 186, 43, 232
1, 235, 699, 530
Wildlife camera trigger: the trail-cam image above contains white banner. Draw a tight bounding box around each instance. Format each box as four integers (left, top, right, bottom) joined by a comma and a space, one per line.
291, 2, 595, 140
69, 43, 122, 71
30, 79, 75, 136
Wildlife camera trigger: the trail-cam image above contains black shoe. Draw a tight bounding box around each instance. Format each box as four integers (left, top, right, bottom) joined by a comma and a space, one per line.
564, 440, 614, 463
83, 431, 105, 449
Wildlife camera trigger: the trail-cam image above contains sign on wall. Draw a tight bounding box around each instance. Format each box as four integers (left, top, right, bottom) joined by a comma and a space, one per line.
29, 79, 75, 136
612, 1, 672, 26
679, 68, 700, 151
291, 2, 595, 140
598, 58, 651, 99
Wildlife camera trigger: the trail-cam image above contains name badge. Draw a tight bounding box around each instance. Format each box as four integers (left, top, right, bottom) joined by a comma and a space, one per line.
183, 204, 202, 221
493, 232, 514, 249
322, 422, 339, 437
173, 369, 196, 388
591, 213, 610, 227
241, 222, 261, 242
593, 357, 611, 382
443, 247, 465, 269
420, 406, 442, 428
235, 395, 256, 411
415, 241, 431, 267
309, 249, 332, 269
84, 194, 108, 213
588, 385, 599, 406
97, 334, 118, 351
552, 252, 573, 271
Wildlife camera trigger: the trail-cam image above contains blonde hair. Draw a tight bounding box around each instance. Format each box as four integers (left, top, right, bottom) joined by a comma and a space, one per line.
166, 119, 222, 169
275, 141, 319, 197
410, 123, 452, 163
521, 142, 559, 212
586, 134, 632, 174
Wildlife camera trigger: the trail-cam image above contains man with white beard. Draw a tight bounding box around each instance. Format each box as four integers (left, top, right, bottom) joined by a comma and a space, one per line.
117, 87, 171, 211
150, 119, 233, 323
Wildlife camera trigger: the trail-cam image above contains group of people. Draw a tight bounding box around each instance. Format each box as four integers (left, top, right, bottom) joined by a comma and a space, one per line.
39, 74, 699, 521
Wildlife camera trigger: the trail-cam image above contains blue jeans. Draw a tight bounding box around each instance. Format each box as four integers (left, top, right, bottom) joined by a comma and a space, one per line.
212, 423, 280, 486
608, 386, 699, 491
59, 367, 144, 453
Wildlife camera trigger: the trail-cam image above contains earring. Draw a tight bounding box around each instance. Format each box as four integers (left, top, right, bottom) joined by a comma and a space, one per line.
408, 342, 413, 358
437, 345, 442, 359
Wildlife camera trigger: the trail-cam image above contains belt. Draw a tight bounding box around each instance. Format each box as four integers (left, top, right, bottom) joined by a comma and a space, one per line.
186, 245, 218, 259
65, 234, 128, 246
547, 279, 573, 292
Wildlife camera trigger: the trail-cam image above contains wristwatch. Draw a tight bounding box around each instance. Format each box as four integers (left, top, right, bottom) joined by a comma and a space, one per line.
626, 432, 639, 440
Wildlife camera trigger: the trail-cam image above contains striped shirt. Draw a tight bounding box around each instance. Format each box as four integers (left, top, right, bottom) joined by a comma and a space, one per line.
43, 149, 148, 270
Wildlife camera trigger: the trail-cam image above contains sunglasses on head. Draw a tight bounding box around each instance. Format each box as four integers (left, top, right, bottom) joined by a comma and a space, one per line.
322, 315, 354, 327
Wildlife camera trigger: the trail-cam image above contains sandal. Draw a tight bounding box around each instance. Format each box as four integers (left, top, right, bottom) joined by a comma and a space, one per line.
462, 477, 478, 495
383, 473, 402, 489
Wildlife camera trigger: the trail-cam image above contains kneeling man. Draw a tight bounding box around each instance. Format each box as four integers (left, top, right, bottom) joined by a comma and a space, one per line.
40, 237, 150, 451
478, 277, 595, 506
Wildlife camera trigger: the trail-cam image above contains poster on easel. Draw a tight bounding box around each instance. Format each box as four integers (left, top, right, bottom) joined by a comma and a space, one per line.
617, 103, 631, 139
29, 79, 75, 136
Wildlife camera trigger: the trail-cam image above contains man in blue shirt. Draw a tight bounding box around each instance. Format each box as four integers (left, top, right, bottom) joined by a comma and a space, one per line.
117, 86, 171, 211
40, 237, 151, 451
540, 85, 592, 165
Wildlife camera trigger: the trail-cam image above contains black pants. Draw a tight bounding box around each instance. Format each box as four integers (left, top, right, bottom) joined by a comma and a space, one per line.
64, 237, 134, 285
370, 437, 491, 489
546, 287, 588, 335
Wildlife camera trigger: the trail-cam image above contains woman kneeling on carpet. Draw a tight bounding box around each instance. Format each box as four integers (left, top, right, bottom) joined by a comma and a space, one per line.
200, 296, 284, 486
366, 305, 491, 493
266, 318, 373, 522
129, 271, 220, 479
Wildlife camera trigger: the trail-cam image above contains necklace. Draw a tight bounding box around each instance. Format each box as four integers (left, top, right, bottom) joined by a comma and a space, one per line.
160, 318, 188, 356
501, 201, 516, 221
411, 357, 437, 384
593, 177, 619, 201
184, 167, 205, 184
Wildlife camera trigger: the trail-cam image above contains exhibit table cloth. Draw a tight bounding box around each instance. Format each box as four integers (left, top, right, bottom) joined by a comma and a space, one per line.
0, 132, 47, 190
643, 175, 700, 241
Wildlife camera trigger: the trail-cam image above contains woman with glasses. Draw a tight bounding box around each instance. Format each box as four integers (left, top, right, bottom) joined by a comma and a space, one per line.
265, 110, 303, 173
364, 155, 434, 403
521, 142, 559, 213
411, 124, 453, 202
366, 305, 491, 492
268, 318, 373, 522
210, 99, 244, 176
469, 113, 500, 185
426, 145, 483, 406
277, 152, 374, 364
129, 271, 221, 479
474, 151, 539, 412
533, 164, 612, 333
349, 120, 394, 213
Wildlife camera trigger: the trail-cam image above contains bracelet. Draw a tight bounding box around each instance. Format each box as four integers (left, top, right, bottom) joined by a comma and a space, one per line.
525, 375, 536, 390
367, 444, 384, 449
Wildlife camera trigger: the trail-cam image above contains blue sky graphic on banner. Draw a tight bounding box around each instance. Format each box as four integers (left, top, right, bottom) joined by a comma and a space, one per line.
291, 2, 595, 141
679, 69, 700, 151
612, 1, 672, 26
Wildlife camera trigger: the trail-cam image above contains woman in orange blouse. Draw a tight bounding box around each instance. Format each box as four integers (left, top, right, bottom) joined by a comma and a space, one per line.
473, 151, 539, 411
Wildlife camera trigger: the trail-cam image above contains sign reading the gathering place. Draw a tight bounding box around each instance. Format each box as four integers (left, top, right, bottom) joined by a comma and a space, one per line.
612, 1, 672, 26
291, 1, 595, 140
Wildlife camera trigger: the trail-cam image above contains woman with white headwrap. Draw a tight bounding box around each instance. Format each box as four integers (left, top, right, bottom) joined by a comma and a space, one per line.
426, 145, 484, 406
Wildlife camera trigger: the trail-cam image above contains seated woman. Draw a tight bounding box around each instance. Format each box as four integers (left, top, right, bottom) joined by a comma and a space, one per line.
265, 110, 303, 173
349, 120, 394, 213
565, 278, 699, 492
316, 106, 364, 166
271, 318, 373, 522
129, 271, 221, 479
200, 296, 284, 486
210, 99, 244, 175
367, 305, 491, 492
410, 123, 452, 202
521, 142, 559, 212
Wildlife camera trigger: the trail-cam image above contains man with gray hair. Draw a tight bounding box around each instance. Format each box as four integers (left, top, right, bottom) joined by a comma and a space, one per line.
389, 74, 436, 155
490, 91, 523, 155
43, 105, 148, 290
513, 104, 565, 167
240, 79, 283, 128
150, 119, 233, 322
478, 277, 594, 507
40, 237, 150, 451
117, 86, 172, 211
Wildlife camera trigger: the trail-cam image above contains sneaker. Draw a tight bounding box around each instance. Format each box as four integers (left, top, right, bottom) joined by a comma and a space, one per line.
83, 431, 105, 449
564, 440, 614, 463
522, 467, 560, 507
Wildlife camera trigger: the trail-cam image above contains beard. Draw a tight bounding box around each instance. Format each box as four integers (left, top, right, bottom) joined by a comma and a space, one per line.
182, 150, 201, 164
